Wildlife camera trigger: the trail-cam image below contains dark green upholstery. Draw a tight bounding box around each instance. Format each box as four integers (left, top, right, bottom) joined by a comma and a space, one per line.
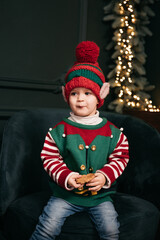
0, 108, 159, 240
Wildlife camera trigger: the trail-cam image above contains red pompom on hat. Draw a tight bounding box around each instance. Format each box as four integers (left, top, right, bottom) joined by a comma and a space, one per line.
64, 41, 106, 108
75, 41, 100, 64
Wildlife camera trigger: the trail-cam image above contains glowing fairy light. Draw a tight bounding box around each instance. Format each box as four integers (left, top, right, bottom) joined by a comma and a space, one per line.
115, 0, 135, 91
104, 0, 160, 112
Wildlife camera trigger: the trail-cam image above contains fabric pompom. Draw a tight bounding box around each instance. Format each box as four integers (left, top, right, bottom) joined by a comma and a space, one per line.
75, 41, 100, 64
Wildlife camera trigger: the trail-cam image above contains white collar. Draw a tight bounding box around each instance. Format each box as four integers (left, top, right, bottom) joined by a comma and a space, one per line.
68, 111, 103, 125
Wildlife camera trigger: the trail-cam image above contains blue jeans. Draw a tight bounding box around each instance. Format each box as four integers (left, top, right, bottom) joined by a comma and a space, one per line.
30, 196, 119, 240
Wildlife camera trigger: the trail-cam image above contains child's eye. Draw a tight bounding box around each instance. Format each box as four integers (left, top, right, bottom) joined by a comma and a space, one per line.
85, 92, 92, 95
70, 92, 77, 96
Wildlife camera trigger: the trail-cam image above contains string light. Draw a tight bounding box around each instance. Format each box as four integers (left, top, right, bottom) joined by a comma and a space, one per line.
113, 0, 160, 112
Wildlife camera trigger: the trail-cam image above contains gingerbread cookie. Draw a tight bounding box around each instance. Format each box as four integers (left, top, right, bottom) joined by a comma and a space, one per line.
76, 173, 95, 184
76, 173, 97, 195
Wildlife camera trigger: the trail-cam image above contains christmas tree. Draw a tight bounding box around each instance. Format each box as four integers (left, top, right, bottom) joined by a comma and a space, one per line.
103, 0, 159, 113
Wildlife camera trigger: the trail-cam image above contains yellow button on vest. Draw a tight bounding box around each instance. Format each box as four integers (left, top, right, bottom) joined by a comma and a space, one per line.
80, 164, 86, 171
79, 144, 84, 150
91, 145, 96, 151
89, 167, 93, 172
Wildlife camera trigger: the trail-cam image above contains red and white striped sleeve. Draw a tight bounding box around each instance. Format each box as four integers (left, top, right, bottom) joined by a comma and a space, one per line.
97, 132, 129, 188
40, 132, 75, 190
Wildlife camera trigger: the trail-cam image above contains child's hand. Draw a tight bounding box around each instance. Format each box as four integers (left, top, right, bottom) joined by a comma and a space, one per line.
68, 174, 83, 189
86, 173, 106, 192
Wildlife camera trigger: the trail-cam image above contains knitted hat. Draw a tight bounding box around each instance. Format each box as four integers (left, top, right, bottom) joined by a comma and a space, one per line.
63, 41, 109, 108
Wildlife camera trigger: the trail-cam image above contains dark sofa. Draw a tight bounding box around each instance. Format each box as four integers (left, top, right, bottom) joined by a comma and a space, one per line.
0, 108, 159, 240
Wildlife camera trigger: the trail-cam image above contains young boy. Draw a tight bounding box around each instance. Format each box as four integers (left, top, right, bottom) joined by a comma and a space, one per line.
30, 41, 129, 240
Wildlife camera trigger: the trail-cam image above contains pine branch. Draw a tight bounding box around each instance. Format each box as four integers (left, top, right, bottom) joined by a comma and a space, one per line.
103, 0, 159, 112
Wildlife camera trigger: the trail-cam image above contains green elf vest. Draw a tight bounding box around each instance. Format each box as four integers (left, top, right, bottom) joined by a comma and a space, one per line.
49, 118, 121, 207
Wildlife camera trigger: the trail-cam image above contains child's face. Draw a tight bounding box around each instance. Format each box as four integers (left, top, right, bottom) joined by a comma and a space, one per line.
69, 87, 99, 117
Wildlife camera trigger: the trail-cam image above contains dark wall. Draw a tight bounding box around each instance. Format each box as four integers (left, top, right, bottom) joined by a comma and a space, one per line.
0, 0, 86, 145
145, 0, 160, 107
0, 0, 160, 146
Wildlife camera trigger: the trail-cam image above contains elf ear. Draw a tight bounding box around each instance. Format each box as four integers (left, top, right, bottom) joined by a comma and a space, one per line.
62, 86, 67, 102
100, 82, 110, 99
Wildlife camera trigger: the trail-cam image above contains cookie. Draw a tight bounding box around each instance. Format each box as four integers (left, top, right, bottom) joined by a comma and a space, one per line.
76, 173, 95, 184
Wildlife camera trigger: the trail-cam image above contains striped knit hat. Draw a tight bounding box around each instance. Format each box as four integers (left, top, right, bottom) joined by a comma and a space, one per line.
64, 41, 107, 108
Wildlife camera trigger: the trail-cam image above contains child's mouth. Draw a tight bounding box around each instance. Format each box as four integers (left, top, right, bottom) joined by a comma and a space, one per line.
77, 106, 86, 108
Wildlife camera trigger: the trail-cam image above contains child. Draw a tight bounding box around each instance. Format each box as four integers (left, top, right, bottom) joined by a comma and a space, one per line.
30, 41, 129, 240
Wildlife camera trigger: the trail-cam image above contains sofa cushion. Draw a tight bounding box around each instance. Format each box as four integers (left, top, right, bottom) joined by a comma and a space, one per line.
3, 191, 159, 240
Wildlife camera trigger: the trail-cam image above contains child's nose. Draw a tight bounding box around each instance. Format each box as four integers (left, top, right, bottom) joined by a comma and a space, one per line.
77, 93, 84, 101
